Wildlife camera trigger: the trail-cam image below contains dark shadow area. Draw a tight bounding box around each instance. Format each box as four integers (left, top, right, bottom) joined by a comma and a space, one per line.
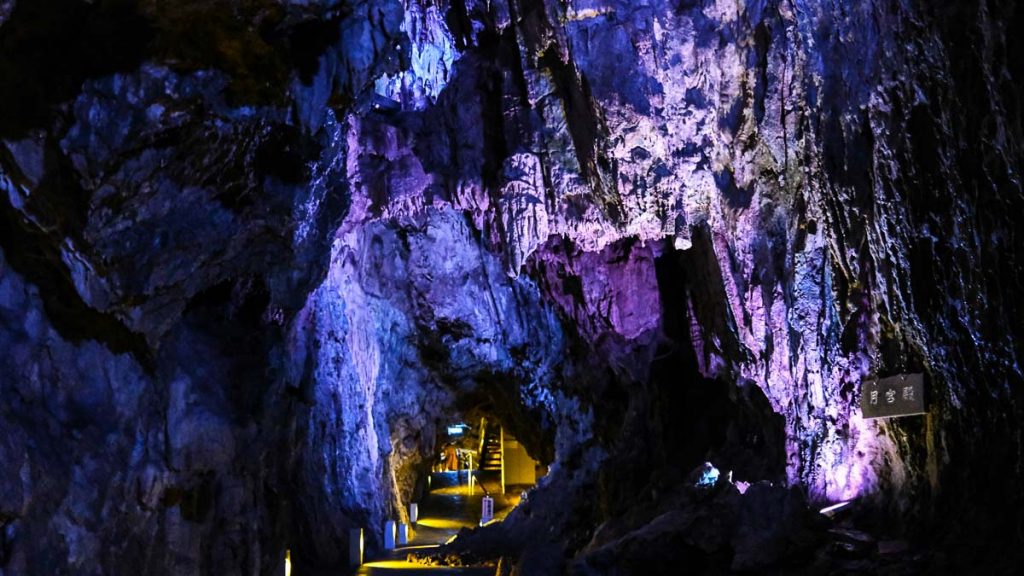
0, 0, 152, 138
654, 243, 786, 484
0, 143, 152, 365
0, 0, 350, 140
598, 239, 787, 520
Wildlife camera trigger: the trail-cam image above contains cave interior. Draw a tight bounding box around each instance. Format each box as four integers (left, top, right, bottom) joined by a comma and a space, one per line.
1, 0, 1023, 575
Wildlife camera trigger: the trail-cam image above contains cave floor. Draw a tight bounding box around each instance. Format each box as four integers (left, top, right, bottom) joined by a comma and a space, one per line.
356, 472, 516, 575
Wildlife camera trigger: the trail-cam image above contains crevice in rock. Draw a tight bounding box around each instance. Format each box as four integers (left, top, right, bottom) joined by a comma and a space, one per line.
0, 147, 152, 366
3, 0, 1024, 573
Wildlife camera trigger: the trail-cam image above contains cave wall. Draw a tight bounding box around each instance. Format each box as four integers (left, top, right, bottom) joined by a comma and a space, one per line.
2, 1, 406, 573
0, 243, 300, 574
343, 0, 1023, 523
1, 0, 1022, 574
285, 199, 597, 569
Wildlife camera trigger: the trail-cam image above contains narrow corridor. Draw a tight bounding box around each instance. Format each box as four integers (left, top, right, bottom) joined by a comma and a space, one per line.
355, 471, 519, 575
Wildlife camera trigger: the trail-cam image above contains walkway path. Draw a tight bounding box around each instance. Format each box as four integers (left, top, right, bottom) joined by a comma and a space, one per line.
355, 472, 517, 575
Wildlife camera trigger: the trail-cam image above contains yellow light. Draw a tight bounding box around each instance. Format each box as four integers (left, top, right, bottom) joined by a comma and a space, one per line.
395, 544, 436, 552
363, 560, 424, 568
415, 518, 468, 530
285, 549, 291, 576
427, 485, 471, 496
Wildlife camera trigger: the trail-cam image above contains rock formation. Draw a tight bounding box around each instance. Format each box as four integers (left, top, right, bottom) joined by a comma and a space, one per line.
1, 0, 1021, 574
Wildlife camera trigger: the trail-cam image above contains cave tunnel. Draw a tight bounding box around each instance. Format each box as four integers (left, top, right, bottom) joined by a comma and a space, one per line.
2, 1, 1024, 575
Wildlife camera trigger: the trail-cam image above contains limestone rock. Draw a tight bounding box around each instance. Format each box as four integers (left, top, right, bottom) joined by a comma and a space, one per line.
1, 0, 1021, 573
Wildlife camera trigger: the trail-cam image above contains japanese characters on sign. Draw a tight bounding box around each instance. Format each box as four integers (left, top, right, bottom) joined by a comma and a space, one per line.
481, 496, 495, 523
860, 373, 926, 419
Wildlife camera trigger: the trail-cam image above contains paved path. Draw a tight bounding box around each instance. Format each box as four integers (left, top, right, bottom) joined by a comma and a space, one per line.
355, 472, 516, 575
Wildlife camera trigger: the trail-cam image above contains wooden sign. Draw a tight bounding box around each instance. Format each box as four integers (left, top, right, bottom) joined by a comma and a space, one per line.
860, 373, 926, 419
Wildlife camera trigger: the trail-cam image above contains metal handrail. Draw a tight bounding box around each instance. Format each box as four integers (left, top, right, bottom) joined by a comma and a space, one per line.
477, 416, 487, 462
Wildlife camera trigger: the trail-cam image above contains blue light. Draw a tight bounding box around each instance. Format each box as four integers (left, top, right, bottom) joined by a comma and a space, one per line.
696, 463, 720, 488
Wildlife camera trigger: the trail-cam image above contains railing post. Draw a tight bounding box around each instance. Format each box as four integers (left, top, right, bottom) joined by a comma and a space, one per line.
477, 417, 487, 466
383, 520, 396, 550
499, 426, 506, 495
348, 528, 364, 567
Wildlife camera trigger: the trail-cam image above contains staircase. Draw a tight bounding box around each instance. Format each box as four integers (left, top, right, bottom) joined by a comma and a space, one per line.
480, 423, 503, 472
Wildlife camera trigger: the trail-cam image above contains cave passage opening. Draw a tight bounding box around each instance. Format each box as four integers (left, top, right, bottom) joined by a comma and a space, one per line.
341, 400, 554, 572
418, 405, 550, 518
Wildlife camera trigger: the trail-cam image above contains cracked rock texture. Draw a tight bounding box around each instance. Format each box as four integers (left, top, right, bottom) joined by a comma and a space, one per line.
1, 0, 1022, 574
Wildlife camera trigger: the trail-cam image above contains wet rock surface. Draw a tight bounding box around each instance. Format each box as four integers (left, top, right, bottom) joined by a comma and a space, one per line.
2, 0, 1023, 574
